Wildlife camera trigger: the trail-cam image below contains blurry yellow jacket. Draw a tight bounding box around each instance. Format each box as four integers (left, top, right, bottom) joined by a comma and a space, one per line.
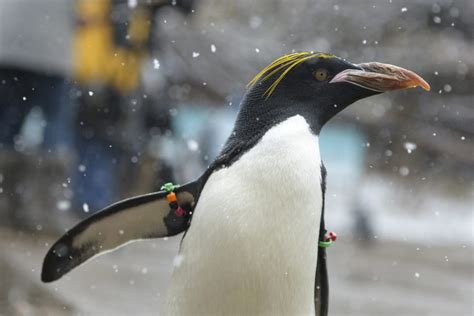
73, 0, 151, 93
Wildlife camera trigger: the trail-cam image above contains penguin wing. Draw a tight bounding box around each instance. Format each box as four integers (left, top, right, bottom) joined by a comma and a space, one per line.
314, 247, 329, 316
41, 181, 199, 283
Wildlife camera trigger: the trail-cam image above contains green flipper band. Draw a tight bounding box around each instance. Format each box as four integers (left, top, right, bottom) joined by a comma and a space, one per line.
318, 240, 333, 248
161, 182, 179, 193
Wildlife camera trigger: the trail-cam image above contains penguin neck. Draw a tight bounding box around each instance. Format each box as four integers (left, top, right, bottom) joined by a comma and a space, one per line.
217, 93, 323, 169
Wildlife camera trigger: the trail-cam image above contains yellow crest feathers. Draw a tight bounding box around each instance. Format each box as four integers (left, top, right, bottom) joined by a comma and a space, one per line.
247, 52, 336, 99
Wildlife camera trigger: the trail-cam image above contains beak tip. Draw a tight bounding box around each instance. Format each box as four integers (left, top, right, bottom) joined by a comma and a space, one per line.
415, 77, 431, 92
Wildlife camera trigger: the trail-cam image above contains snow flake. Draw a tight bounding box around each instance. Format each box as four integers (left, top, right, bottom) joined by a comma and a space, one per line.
82, 203, 89, 213
399, 166, 410, 176
433, 16, 441, 24
255, 48, 260, 53
88, 91, 94, 96
57, 200, 71, 211
153, 59, 160, 70
187, 139, 199, 151
78, 164, 86, 172
192, 52, 200, 58
401, 7, 407, 12
403, 142, 417, 154
210, 44, 216, 53
414, 272, 420, 278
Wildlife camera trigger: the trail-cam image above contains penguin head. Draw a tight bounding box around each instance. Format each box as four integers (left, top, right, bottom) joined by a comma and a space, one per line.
245, 52, 430, 131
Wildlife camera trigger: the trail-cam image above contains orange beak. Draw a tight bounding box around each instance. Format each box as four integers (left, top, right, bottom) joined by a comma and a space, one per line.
330, 62, 430, 92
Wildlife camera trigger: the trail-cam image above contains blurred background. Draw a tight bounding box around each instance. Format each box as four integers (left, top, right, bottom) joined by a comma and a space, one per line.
0, 0, 472, 315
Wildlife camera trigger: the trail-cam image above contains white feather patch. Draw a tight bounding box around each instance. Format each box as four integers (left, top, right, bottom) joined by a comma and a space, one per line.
166, 115, 323, 315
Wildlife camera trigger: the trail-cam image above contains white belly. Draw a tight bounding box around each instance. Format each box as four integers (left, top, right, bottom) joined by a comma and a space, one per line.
165, 115, 323, 316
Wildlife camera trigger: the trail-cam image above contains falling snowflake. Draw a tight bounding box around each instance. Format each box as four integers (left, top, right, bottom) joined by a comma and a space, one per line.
399, 166, 410, 176
443, 84, 452, 92
187, 139, 199, 151
403, 142, 417, 154
57, 200, 71, 211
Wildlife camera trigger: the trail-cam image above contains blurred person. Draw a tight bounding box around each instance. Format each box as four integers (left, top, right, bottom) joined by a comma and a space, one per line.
72, 0, 193, 212
0, 0, 74, 229
72, 0, 149, 213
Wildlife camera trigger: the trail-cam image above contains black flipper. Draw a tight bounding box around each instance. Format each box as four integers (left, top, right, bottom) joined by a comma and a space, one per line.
41, 181, 199, 283
315, 247, 329, 316
315, 163, 329, 316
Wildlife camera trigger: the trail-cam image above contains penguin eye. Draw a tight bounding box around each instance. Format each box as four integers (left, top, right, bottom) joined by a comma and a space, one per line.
314, 69, 329, 81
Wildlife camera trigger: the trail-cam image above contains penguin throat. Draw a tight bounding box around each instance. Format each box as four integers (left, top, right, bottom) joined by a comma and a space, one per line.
213, 101, 322, 170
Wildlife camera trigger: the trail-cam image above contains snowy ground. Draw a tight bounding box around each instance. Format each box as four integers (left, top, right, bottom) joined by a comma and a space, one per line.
324, 174, 474, 246
0, 226, 471, 316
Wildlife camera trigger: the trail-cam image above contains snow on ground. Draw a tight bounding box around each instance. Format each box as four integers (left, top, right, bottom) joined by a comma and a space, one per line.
325, 173, 473, 246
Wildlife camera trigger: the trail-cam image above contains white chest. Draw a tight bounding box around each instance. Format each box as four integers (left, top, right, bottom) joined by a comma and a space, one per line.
166, 115, 323, 315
